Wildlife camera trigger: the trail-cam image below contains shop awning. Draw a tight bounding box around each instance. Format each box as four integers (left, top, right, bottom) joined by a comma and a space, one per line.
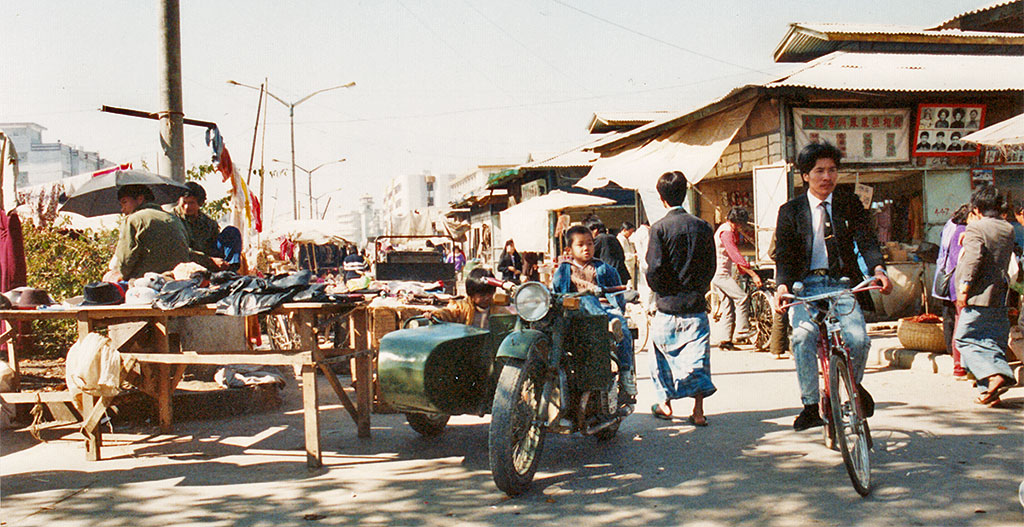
960, 111, 1024, 150
576, 98, 758, 222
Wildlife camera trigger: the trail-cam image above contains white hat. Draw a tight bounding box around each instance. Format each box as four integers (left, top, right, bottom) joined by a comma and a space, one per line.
124, 286, 159, 306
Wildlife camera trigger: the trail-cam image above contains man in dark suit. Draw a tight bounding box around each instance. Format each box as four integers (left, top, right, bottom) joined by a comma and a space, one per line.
774, 142, 892, 431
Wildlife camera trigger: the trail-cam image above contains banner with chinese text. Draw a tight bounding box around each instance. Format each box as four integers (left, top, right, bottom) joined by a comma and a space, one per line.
793, 108, 911, 163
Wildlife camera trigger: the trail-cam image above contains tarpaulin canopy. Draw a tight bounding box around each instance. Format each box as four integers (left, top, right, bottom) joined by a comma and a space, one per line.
498, 190, 616, 253
960, 112, 1024, 149
516, 189, 615, 211
576, 98, 757, 223
266, 219, 351, 246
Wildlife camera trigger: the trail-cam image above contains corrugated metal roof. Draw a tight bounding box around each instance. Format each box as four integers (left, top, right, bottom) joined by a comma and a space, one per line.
765, 51, 1024, 92
933, 0, 1022, 30
774, 21, 1024, 62
521, 148, 600, 169
794, 22, 1022, 38
588, 51, 1022, 154
587, 111, 673, 133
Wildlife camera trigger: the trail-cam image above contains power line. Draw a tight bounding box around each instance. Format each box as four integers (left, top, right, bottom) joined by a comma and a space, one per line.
550, 0, 773, 75
461, 0, 596, 97
275, 67, 780, 125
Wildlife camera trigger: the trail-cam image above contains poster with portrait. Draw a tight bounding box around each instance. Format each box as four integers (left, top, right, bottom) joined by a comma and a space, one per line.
912, 103, 985, 157
793, 108, 910, 163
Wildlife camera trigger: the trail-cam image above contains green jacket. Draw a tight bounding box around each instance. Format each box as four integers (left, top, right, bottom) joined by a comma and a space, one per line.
173, 205, 221, 268
114, 203, 190, 279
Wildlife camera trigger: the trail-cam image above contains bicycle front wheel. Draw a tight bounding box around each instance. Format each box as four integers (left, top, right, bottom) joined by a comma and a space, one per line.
828, 354, 871, 496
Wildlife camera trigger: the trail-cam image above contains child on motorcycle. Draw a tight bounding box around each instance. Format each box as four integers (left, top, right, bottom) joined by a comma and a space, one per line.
552, 225, 638, 401
431, 267, 510, 329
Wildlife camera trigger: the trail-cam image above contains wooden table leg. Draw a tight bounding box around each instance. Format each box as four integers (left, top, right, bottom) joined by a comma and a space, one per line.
75, 315, 104, 460
301, 363, 321, 468
82, 393, 102, 461
298, 311, 322, 469
349, 307, 372, 438
153, 317, 174, 433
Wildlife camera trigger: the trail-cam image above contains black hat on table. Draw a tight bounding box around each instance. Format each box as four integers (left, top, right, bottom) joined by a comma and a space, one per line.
81, 282, 125, 306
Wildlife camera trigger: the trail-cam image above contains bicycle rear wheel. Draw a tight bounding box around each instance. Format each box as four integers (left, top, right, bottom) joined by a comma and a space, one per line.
828, 354, 871, 496
749, 290, 774, 351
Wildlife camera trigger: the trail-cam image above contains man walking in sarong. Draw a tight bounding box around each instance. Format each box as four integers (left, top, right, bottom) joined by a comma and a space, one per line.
645, 171, 717, 426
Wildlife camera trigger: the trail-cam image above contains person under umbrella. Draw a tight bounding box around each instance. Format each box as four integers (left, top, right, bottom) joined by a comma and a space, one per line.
103, 185, 190, 281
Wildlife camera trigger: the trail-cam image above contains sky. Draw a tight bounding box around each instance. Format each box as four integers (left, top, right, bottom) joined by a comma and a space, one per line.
3, 0, 983, 223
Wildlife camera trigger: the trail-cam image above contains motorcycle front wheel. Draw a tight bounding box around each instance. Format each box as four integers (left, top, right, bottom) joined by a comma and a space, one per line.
489, 346, 549, 496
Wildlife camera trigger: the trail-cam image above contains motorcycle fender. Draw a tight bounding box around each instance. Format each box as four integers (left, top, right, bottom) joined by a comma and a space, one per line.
495, 329, 549, 362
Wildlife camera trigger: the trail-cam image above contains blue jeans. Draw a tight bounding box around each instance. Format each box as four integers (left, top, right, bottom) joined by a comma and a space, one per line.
955, 306, 1013, 388
788, 276, 869, 406
579, 296, 634, 375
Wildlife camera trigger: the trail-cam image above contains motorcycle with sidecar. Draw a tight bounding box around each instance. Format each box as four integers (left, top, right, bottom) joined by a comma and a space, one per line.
377, 279, 635, 495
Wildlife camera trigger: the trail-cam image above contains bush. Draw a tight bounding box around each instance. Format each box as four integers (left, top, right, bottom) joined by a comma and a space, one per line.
21, 221, 117, 358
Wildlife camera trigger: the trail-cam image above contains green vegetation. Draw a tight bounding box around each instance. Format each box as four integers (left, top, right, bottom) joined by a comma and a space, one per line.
22, 221, 117, 357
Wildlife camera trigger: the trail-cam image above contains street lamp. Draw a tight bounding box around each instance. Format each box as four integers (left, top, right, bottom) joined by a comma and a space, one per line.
272, 157, 346, 219
227, 79, 355, 219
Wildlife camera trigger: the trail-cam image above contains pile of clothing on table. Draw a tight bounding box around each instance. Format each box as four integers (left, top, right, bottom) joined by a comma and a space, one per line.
327, 278, 454, 306
52, 263, 364, 316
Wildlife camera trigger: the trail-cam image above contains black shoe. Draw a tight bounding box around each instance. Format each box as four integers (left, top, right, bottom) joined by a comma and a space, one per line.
857, 384, 874, 418
793, 404, 825, 431
718, 341, 738, 351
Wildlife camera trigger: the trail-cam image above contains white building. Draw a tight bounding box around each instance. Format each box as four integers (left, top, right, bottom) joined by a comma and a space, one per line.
0, 123, 113, 187
335, 194, 383, 246
383, 171, 453, 235
449, 162, 518, 204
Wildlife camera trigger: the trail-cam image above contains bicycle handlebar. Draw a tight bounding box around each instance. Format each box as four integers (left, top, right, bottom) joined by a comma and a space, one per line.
779, 276, 882, 311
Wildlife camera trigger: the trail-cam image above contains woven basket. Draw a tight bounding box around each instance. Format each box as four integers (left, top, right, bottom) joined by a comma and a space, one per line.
897, 318, 946, 353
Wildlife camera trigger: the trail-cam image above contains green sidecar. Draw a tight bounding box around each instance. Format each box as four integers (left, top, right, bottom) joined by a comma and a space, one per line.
377, 315, 516, 436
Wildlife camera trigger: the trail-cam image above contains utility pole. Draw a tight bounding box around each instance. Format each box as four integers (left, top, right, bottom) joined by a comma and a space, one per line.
228, 80, 355, 219
160, 0, 185, 182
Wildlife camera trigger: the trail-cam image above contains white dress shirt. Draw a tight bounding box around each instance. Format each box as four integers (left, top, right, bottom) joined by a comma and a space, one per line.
806, 192, 833, 271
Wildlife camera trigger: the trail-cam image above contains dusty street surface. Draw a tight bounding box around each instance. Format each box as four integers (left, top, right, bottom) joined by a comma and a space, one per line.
2, 333, 1022, 527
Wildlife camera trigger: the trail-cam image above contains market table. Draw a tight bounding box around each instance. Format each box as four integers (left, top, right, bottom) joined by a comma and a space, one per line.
0, 301, 373, 468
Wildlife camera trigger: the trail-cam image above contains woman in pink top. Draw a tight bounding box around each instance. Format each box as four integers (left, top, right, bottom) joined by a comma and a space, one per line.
711, 207, 762, 350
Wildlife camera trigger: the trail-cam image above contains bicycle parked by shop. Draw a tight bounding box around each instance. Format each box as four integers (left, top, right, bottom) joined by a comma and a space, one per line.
706, 267, 776, 350
780, 276, 882, 496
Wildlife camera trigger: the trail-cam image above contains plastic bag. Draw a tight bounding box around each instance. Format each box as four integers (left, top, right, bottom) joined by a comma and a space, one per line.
66, 332, 122, 407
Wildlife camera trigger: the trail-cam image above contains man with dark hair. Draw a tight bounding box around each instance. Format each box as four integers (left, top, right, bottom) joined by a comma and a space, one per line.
954, 186, 1017, 406
774, 142, 892, 431
589, 218, 630, 285
645, 171, 716, 424
711, 207, 762, 350
915, 131, 931, 151
106, 184, 190, 281
174, 181, 225, 269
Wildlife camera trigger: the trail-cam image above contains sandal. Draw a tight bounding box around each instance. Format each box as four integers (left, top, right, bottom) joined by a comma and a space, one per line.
687, 415, 708, 427
975, 382, 1011, 405
651, 404, 673, 420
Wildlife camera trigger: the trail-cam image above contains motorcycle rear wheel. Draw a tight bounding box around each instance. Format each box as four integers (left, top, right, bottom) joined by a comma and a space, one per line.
405, 412, 450, 438
489, 348, 549, 496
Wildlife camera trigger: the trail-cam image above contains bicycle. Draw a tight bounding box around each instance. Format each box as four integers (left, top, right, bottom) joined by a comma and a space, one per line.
780, 276, 882, 496
706, 268, 776, 351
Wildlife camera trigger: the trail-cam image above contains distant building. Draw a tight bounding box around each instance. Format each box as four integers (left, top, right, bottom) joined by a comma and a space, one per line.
383, 171, 453, 235
0, 123, 113, 187
336, 194, 383, 246
449, 163, 518, 203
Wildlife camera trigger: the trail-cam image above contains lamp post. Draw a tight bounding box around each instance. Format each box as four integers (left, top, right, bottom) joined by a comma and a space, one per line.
228, 79, 355, 219
272, 158, 346, 219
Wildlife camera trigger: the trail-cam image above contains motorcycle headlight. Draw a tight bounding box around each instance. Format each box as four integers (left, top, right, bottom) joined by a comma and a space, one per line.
514, 282, 551, 322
